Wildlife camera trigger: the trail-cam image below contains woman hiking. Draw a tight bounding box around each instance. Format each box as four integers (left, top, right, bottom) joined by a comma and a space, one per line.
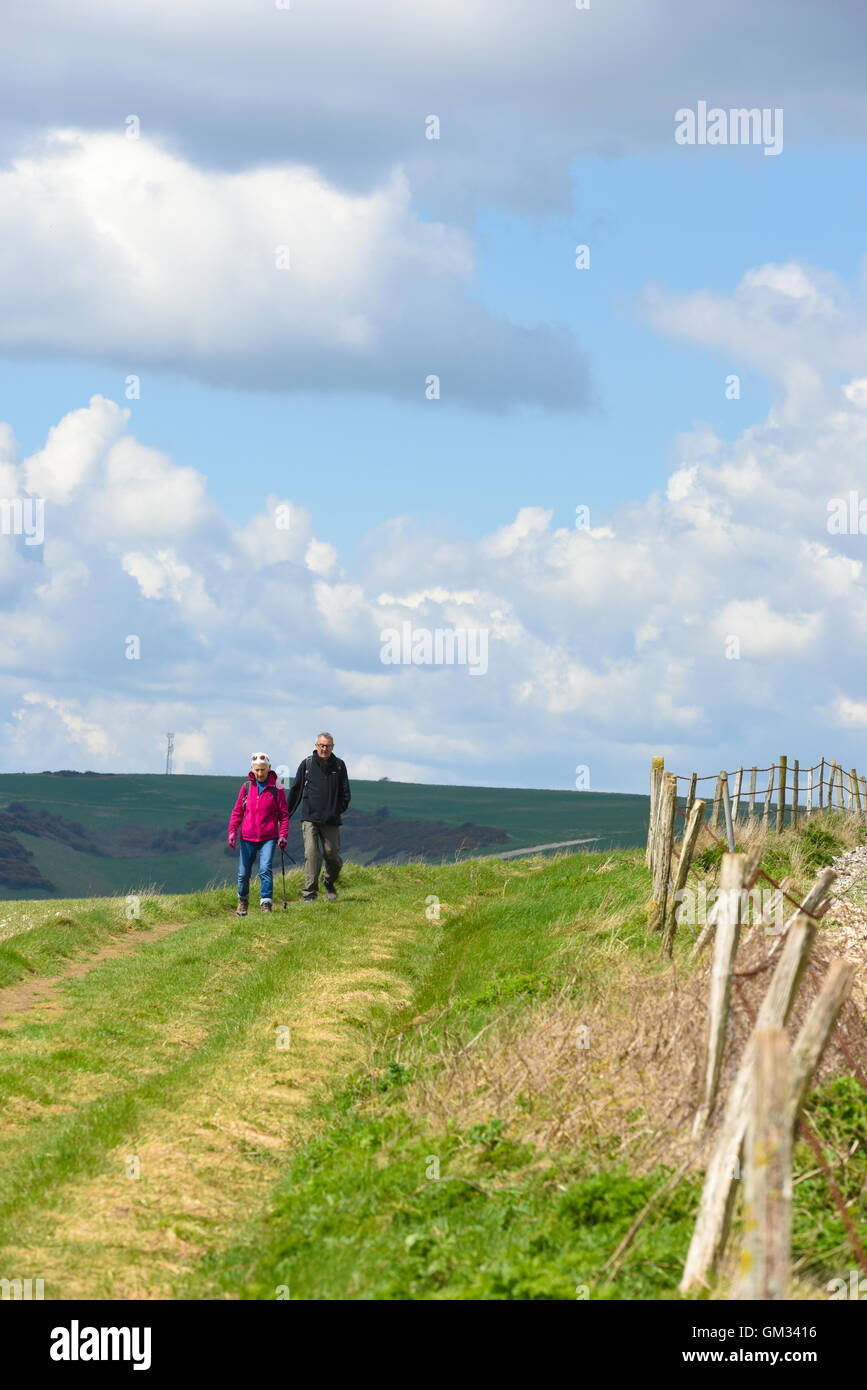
228, 752, 289, 915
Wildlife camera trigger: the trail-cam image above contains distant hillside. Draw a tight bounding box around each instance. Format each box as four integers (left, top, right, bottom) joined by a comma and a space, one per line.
0, 773, 649, 900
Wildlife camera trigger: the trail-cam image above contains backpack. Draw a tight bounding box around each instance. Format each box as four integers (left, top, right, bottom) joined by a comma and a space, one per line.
241, 780, 283, 821
298, 754, 343, 810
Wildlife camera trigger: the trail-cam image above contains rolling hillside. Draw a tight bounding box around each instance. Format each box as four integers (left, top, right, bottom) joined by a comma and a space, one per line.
0, 773, 649, 900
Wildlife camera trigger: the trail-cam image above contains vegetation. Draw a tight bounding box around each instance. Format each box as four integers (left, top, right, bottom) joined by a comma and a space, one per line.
0, 772, 649, 899
0, 812, 862, 1300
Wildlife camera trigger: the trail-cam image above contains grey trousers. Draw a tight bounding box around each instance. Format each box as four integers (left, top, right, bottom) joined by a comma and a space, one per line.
301, 821, 343, 896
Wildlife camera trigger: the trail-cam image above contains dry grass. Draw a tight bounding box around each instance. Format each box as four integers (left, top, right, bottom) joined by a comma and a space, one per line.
403, 857, 867, 1181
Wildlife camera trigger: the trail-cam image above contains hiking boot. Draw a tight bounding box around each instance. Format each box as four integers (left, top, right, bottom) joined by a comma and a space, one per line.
302, 894, 317, 904
260, 900, 273, 913
325, 886, 338, 901
236, 897, 248, 917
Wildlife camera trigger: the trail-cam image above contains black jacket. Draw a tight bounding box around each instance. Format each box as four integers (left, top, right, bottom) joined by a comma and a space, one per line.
286, 754, 351, 825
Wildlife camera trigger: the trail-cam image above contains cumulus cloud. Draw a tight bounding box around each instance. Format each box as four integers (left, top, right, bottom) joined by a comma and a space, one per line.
640, 261, 867, 425
3, 0, 867, 223
3, 347, 867, 788
0, 129, 590, 411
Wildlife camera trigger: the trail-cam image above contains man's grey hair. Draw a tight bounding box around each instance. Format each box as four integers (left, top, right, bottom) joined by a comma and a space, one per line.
317, 732, 334, 744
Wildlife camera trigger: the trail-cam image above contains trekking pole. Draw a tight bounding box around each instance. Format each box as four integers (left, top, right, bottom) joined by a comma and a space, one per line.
280, 846, 288, 909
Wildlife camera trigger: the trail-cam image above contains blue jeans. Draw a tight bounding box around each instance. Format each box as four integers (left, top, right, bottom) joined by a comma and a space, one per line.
238, 837, 276, 903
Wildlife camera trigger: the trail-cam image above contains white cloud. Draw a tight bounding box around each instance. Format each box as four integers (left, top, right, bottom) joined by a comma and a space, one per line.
0, 129, 589, 411
305, 540, 338, 577
4, 0, 867, 226
6, 292, 867, 788
17, 692, 111, 759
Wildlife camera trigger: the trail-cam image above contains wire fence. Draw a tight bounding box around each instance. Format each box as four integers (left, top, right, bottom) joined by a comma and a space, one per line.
645, 756, 867, 1290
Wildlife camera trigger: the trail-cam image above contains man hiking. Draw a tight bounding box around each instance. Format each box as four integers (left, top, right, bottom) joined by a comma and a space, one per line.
286, 733, 351, 902
228, 752, 289, 915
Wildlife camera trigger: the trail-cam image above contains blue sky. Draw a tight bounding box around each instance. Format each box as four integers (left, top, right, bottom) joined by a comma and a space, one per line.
7, 145, 863, 556
2, 2, 867, 791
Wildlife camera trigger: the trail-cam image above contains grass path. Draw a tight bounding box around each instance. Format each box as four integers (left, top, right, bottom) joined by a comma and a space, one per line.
0, 868, 445, 1299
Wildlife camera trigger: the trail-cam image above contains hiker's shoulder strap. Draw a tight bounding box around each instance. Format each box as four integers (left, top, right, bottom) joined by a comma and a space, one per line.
242, 780, 249, 809
304, 754, 314, 785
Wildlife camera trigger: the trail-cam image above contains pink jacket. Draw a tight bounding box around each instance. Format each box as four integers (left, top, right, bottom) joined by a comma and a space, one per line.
228, 771, 290, 842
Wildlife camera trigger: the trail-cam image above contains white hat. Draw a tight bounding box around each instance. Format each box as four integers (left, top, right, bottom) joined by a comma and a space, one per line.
250, 752, 271, 766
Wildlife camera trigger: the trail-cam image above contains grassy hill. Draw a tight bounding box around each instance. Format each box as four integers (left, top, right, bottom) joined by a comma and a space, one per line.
0, 812, 863, 1300
0, 772, 649, 900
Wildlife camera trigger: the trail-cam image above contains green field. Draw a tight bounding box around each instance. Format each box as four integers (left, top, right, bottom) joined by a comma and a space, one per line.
0, 812, 862, 1300
0, 773, 650, 900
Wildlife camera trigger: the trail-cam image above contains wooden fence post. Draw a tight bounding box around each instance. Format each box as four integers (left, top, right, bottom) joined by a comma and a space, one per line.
806, 764, 813, 819
662, 798, 706, 958
827, 761, 836, 810
836, 762, 845, 812
736, 1029, 792, 1300
748, 767, 757, 823
711, 773, 723, 831
690, 844, 762, 961
720, 773, 736, 852
732, 766, 743, 829
692, 853, 746, 1137
788, 959, 855, 1127
792, 760, 799, 830
776, 755, 787, 834
646, 757, 664, 868
685, 771, 697, 820
861, 776, 867, 822
680, 875, 834, 1293
649, 772, 676, 933
852, 770, 862, 821
762, 764, 775, 830
744, 876, 791, 948
818, 757, 825, 811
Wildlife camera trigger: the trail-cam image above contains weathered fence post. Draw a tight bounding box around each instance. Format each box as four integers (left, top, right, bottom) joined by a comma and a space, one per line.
662, 798, 706, 958
818, 757, 825, 811
748, 767, 757, 822
827, 760, 836, 810
852, 769, 862, 821
745, 876, 791, 947
711, 773, 723, 831
836, 762, 845, 812
685, 771, 697, 820
762, 764, 775, 831
720, 773, 736, 852
732, 766, 743, 829
861, 776, 867, 822
776, 755, 787, 834
792, 760, 799, 830
646, 756, 664, 869
736, 1029, 792, 1300
690, 844, 762, 961
806, 764, 813, 819
788, 959, 855, 1127
680, 872, 834, 1293
649, 772, 676, 933
692, 853, 746, 1137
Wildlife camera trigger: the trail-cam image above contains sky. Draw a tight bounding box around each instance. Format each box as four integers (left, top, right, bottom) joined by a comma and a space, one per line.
2, 0, 867, 792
